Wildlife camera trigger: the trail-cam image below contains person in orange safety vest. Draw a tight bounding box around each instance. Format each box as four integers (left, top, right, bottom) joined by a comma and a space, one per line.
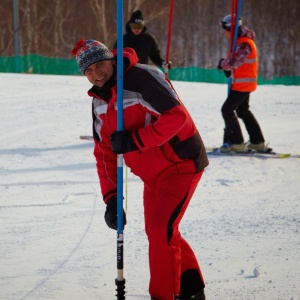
217, 14, 270, 153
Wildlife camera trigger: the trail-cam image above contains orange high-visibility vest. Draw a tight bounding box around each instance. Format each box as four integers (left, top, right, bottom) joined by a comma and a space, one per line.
232, 37, 258, 92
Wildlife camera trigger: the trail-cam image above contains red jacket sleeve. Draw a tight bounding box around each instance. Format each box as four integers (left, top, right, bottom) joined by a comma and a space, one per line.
93, 128, 117, 203
132, 105, 188, 151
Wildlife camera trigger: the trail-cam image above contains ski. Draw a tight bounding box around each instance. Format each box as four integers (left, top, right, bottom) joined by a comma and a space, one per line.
79, 136, 298, 158
126, 294, 149, 299
206, 147, 296, 159
79, 135, 93, 141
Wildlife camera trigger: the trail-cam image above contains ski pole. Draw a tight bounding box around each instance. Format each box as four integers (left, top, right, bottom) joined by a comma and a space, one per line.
115, 0, 125, 299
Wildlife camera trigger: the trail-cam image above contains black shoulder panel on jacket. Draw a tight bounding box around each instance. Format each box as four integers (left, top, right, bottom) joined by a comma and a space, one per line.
123, 64, 180, 114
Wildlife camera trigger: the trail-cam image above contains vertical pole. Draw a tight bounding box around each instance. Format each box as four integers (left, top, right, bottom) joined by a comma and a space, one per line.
233, 0, 243, 52
227, 0, 236, 94
115, 0, 125, 299
12, 0, 21, 72
229, 0, 236, 53
228, 0, 243, 94
165, 0, 174, 77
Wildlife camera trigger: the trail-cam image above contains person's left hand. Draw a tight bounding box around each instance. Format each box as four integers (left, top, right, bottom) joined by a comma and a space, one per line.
223, 70, 232, 78
163, 61, 172, 71
104, 196, 127, 230
110, 130, 138, 154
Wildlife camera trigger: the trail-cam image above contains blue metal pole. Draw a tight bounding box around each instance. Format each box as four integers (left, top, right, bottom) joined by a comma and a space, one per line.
233, 0, 243, 52
116, 0, 124, 224
115, 0, 125, 299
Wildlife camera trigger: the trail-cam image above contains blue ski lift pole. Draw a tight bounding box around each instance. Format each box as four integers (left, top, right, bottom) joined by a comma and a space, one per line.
115, 0, 125, 299
233, 0, 243, 52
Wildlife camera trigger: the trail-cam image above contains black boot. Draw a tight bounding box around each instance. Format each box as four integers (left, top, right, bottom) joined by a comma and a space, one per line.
192, 288, 205, 300
151, 289, 205, 300
151, 295, 180, 300
180, 288, 205, 300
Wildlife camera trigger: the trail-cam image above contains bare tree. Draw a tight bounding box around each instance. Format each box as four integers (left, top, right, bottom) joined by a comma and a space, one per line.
1, 0, 299, 79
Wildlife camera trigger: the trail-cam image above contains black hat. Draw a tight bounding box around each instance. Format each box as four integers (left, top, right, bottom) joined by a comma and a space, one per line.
130, 10, 144, 25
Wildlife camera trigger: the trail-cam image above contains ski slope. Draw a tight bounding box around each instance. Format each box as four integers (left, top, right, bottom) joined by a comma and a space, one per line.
0, 73, 299, 300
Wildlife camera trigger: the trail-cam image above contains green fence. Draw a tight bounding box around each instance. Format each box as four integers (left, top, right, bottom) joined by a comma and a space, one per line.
0, 54, 79, 75
1, 54, 299, 85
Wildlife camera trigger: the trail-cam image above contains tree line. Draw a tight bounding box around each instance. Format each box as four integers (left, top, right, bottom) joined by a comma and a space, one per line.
1, 0, 299, 80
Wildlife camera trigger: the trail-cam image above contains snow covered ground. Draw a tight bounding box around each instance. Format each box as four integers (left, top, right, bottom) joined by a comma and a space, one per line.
0, 73, 299, 300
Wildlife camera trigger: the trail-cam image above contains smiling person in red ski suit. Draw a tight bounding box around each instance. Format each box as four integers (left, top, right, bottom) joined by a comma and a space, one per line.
71, 39, 208, 300
218, 14, 269, 153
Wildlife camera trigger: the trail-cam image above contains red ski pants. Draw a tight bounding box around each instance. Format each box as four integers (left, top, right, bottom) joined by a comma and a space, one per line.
143, 165, 205, 300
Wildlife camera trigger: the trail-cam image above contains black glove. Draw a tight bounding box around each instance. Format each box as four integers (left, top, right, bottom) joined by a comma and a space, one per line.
104, 197, 127, 230
163, 61, 172, 70
223, 70, 232, 78
217, 59, 231, 77
110, 130, 138, 154
217, 58, 224, 70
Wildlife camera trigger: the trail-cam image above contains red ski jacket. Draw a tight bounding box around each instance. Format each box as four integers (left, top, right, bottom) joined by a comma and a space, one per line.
88, 48, 208, 203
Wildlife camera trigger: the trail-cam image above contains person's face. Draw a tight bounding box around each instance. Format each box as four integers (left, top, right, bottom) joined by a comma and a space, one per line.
131, 28, 143, 35
85, 60, 114, 87
129, 23, 143, 36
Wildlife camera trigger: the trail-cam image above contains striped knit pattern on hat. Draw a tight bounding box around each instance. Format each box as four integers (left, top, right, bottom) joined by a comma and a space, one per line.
72, 39, 114, 74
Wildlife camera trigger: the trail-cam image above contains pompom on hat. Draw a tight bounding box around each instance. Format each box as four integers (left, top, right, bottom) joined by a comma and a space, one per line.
71, 39, 114, 74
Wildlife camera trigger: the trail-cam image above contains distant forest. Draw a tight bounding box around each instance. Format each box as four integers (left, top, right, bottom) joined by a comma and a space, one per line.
1, 0, 299, 80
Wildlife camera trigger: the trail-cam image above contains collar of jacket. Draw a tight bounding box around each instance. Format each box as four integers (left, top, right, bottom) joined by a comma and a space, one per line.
89, 66, 117, 101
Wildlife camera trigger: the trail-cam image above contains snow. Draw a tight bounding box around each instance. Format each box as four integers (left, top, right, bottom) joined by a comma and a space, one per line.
0, 73, 299, 300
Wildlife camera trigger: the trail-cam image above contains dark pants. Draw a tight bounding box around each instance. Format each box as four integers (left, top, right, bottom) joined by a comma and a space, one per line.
221, 90, 265, 144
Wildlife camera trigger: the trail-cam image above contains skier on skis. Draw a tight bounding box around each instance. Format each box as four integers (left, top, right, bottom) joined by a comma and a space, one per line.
217, 14, 269, 153
71, 39, 207, 300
